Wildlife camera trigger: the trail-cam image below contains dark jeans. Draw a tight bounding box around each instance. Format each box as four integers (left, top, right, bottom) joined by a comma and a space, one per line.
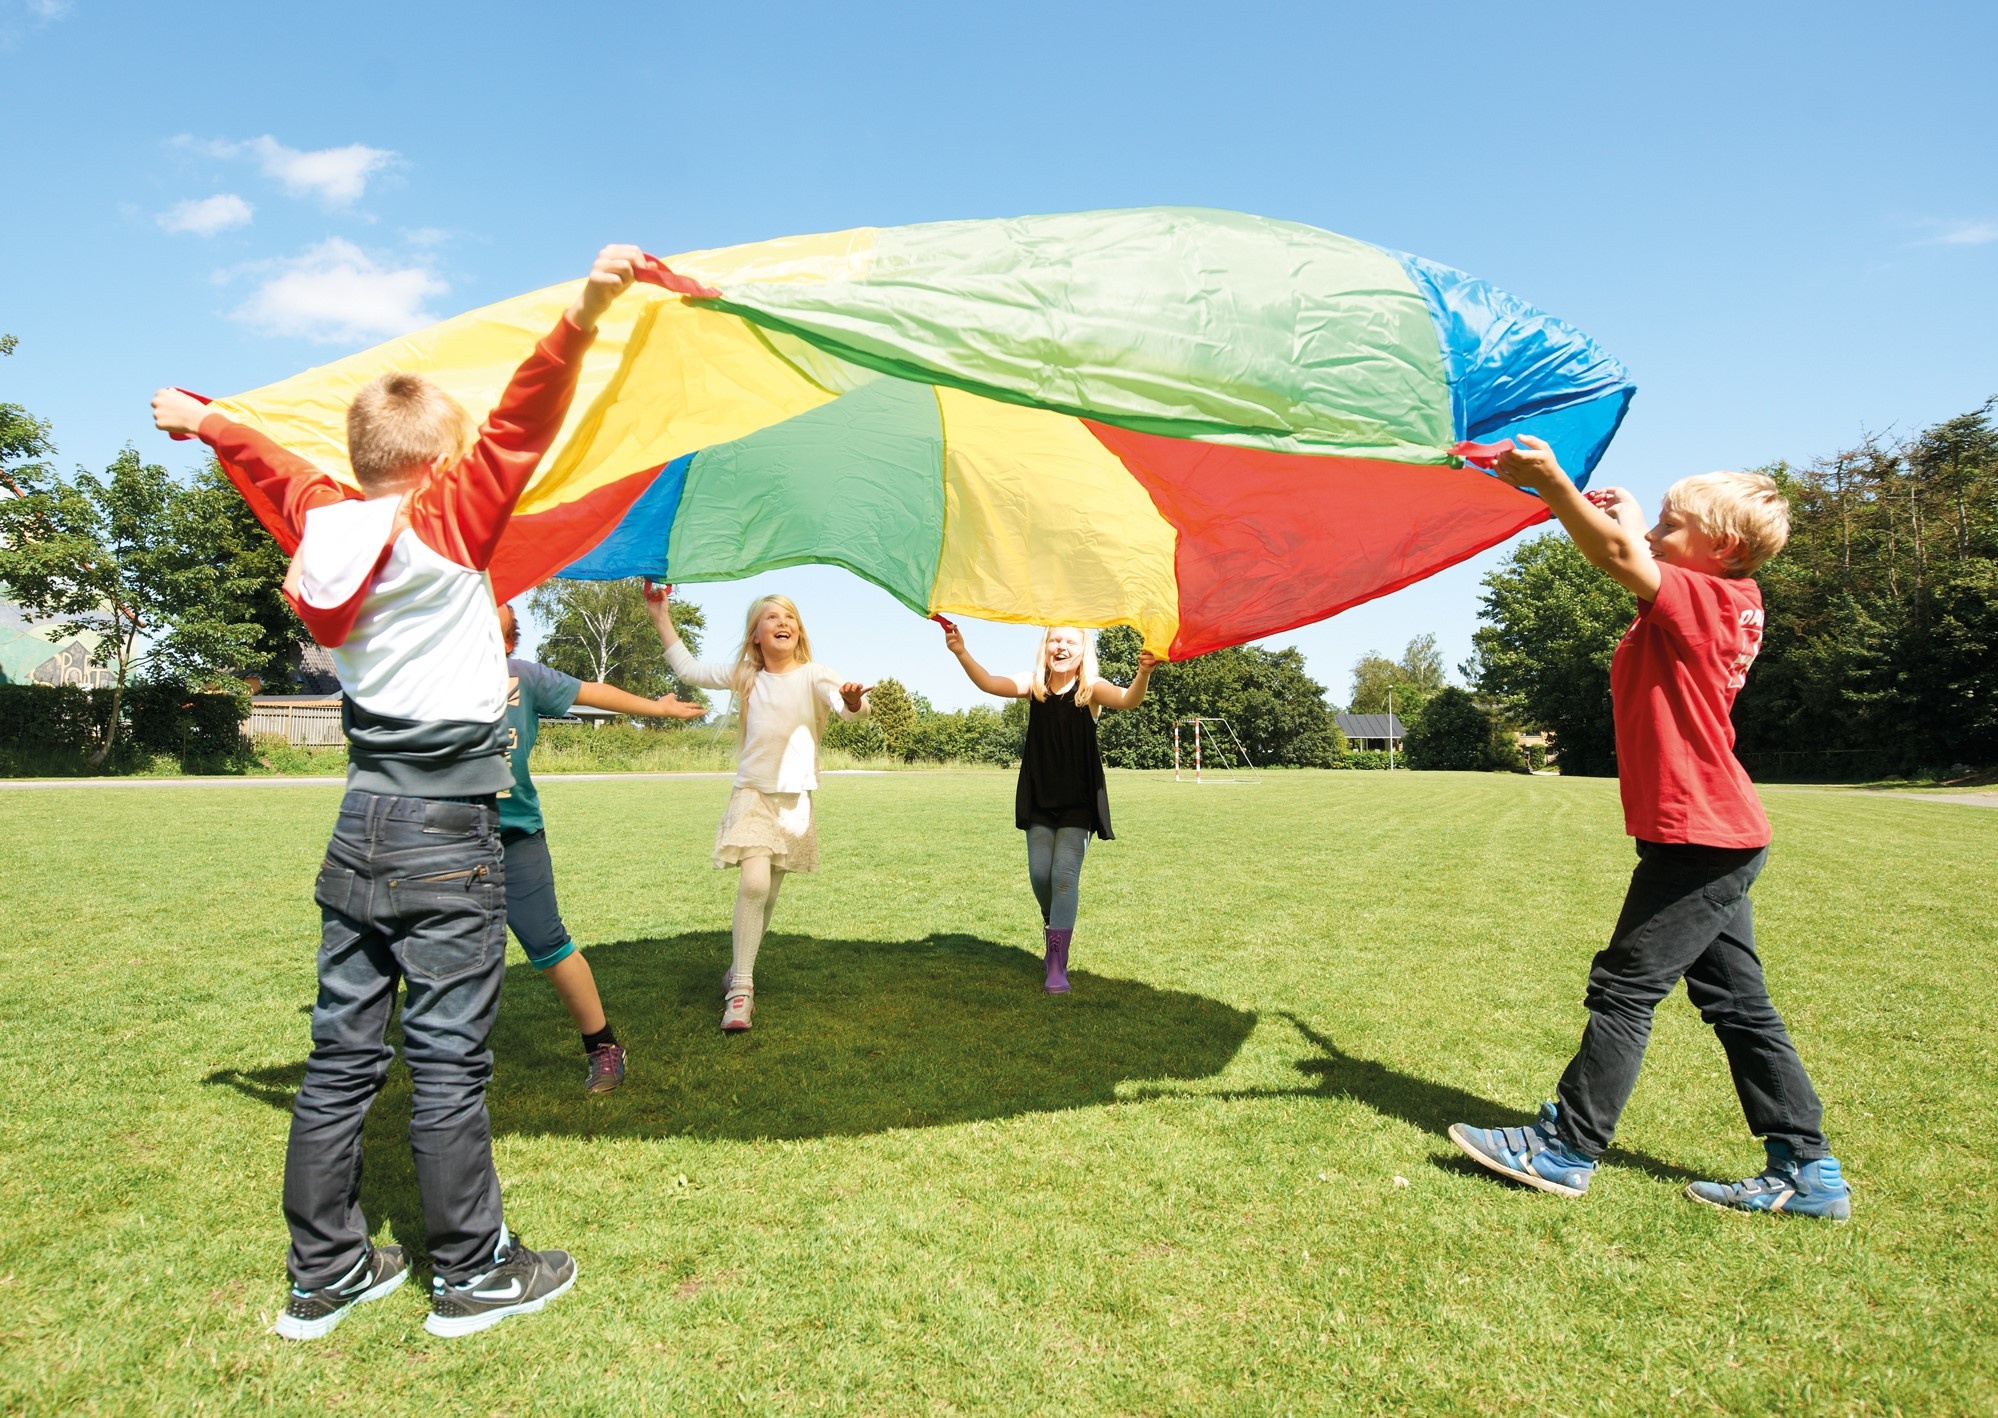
1555, 840, 1829, 1162
282, 790, 510, 1288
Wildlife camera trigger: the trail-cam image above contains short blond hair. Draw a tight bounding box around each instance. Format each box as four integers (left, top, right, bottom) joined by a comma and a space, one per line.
345, 372, 476, 492
1664, 471, 1791, 574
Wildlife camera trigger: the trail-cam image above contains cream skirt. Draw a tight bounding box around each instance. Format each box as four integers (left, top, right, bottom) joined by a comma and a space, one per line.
713, 786, 820, 872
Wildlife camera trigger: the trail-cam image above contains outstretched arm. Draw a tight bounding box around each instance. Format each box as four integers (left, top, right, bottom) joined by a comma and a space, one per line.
641, 581, 738, 692
941, 623, 1030, 698
1493, 436, 1660, 600
154, 390, 347, 550
1092, 651, 1159, 710
572, 682, 705, 719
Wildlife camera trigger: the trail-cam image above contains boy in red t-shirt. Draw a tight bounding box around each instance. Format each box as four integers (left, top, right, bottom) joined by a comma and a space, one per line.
1448, 437, 1850, 1220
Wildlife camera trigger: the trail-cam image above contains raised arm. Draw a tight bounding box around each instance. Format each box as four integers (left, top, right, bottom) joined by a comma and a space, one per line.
409, 244, 645, 570
153, 390, 347, 550
1493, 436, 1661, 600
942, 623, 1031, 698
1091, 650, 1159, 710
641, 581, 737, 692
572, 682, 706, 719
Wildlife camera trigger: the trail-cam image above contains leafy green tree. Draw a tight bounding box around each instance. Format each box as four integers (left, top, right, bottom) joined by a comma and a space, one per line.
1468, 533, 1633, 777
175, 458, 302, 687
1402, 686, 1523, 771
869, 677, 918, 758
0, 446, 270, 763
1347, 633, 1447, 727
1096, 626, 1345, 768
527, 579, 707, 708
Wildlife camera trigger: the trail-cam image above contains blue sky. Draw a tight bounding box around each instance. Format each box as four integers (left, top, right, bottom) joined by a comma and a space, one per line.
3, 0, 1992, 707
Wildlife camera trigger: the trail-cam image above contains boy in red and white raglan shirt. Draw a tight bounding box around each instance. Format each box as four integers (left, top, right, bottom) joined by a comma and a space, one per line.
1448, 438, 1851, 1220
151, 245, 644, 1339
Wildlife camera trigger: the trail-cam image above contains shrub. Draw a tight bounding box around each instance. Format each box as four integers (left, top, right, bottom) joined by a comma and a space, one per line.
1403, 687, 1524, 772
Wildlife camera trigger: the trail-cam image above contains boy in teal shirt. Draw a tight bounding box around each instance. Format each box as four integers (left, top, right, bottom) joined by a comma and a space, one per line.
498, 604, 703, 1092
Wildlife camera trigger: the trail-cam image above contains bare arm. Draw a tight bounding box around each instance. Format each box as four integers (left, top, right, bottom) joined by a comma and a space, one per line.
1091, 650, 1159, 710
1493, 436, 1661, 600
942, 624, 1030, 698
640, 581, 737, 691
572, 682, 704, 719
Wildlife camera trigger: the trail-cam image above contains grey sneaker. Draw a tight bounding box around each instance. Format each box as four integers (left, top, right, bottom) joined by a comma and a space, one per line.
425, 1233, 577, 1338
585, 1042, 625, 1095
274, 1243, 408, 1341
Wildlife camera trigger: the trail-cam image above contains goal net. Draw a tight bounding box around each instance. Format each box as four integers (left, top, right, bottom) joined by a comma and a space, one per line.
1171, 718, 1262, 784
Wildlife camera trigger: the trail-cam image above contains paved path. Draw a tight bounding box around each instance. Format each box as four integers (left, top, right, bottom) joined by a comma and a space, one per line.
1764, 787, 1998, 809
0, 770, 901, 791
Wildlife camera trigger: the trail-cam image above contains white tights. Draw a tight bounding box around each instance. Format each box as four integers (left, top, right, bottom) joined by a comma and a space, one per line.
730, 853, 787, 995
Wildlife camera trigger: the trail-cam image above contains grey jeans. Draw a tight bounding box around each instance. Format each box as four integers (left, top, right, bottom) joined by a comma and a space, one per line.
282, 790, 509, 1288
1555, 840, 1829, 1161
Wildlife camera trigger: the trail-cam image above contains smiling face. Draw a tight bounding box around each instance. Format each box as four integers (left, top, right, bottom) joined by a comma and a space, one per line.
751, 599, 802, 661
1043, 627, 1085, 677
1647, 501, 1738, 576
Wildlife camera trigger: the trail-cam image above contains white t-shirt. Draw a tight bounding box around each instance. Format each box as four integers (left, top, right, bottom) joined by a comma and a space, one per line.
666, 643, 867, 793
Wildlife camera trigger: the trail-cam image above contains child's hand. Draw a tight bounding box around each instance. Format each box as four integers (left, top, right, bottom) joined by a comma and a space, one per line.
1137, 650, 1160, 674
652, 692, 705, 719
1585, 485, 1646, 531
569, 244, 645, 331
151, 388, 208, 438
840, 682, 869, 713
943, 625, 966, 656
1493, 434, 1570, 494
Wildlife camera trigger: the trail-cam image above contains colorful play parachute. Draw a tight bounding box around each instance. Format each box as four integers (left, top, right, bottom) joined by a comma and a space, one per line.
205, 208, 1632, 657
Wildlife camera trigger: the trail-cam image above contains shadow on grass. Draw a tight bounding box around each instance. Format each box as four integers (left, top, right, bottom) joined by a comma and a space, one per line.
207, 931, 1258, 1147
1128, 1013, 1701, 1185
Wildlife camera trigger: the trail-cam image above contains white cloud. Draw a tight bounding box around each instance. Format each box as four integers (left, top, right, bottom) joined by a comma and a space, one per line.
403, 226, 451, 248
158, 193, 253, 236
190, 134, 398, 207
1930, 220, 1998, 248
26, 0, 72, 17
230, 238, 446, 344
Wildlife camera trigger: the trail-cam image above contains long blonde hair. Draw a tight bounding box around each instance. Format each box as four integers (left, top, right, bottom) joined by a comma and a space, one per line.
1029, 626, 1099, 714
729, 595, 815, 744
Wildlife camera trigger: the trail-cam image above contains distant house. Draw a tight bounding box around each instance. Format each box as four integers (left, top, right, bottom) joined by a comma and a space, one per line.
0, 605, 115, 688
1335, 713, 1405, 752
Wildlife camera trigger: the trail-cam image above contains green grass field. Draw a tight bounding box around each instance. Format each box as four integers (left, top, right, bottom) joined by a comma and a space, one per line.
2, 772, 1993, 1414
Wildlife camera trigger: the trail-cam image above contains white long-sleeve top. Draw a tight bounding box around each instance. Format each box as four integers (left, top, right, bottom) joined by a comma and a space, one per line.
666, 642, 868, 793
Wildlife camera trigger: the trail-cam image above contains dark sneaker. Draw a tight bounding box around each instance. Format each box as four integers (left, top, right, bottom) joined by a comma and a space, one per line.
585, 1042, 626, 1095
273, 1243, 408, 1340
424, 1233, 577, 1338
1686, 1144, 1851, 1220
1448, 1101, 1596, 1198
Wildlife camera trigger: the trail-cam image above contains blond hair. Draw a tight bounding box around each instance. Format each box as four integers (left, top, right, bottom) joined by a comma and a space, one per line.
1664, 471, 1791, 574
346, 372, 477, 493
730, 595, 814, 745
1029, 627, 1101, 716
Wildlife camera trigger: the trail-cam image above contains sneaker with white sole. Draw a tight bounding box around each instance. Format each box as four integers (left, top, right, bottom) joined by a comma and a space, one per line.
721, 990, 753, 1032
274, 1243, 408, 1341
425, 1232, 577, 1338
1685, 1143, 1851, 1220
1448, 1101, 1596, 1198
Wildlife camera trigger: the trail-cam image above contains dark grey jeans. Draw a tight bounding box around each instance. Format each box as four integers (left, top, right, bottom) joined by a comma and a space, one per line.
282, 789, 509, 1288
1555, 840, 1829, 1161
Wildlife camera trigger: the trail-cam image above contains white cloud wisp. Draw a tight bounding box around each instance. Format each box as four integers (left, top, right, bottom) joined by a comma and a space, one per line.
231, 238, 446, 344
158, 194, 254, 236
190, 134, 398, 208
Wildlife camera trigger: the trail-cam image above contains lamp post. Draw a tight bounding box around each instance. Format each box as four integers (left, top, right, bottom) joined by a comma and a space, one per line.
1388, 687, 1395, 771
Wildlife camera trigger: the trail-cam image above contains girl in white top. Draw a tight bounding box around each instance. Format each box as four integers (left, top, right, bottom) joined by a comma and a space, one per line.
644, 584, 869, 1032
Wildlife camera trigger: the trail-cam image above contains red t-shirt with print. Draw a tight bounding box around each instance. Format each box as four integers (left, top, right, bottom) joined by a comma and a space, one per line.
1610, 561, 1771, 847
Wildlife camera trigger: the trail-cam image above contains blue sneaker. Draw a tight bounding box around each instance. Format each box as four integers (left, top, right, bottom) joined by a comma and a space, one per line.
1685, 1143, 1851, 1220
1449, 1101, 1595, 1197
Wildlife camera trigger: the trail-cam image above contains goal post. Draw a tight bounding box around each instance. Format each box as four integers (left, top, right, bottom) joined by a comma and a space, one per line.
1170, 717, 1262, 785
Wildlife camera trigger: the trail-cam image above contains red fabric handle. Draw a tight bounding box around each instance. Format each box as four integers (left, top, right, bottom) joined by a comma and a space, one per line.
167, 388, 213, 441
634, 255, 722, 301
929, 613, 958, 635
1451, 438, 1515, 469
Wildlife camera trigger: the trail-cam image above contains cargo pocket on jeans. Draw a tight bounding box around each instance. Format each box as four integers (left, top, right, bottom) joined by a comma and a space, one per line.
388, 864, 503, 985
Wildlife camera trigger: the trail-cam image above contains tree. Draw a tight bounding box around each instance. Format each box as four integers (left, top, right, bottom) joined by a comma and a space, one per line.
1347, 634, 1447, 726
0, 445, 271, 763
175, 458, 302, 687
1468, 533, 1633, 777
1402, 686, 1523, 771
868, 678, 918, 758
1096, 626, 1346, 768
526, 579, 707, 708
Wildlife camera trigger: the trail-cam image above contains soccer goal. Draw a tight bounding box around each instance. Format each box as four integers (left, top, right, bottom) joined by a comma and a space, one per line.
1171, 717, 1262, 785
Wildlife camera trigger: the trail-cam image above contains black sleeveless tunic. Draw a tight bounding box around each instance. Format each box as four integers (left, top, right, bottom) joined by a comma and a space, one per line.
1015, 682, 1113, 839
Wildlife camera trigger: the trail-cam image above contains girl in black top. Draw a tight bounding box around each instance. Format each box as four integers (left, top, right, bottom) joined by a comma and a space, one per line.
942, 622, 1156, 993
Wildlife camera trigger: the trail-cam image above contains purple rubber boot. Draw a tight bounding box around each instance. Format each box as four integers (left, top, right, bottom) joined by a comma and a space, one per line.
1043, 928, 1072, 994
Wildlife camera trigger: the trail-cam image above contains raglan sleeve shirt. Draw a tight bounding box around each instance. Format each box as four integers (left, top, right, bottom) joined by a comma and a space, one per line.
1609, 561, 1772, 848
